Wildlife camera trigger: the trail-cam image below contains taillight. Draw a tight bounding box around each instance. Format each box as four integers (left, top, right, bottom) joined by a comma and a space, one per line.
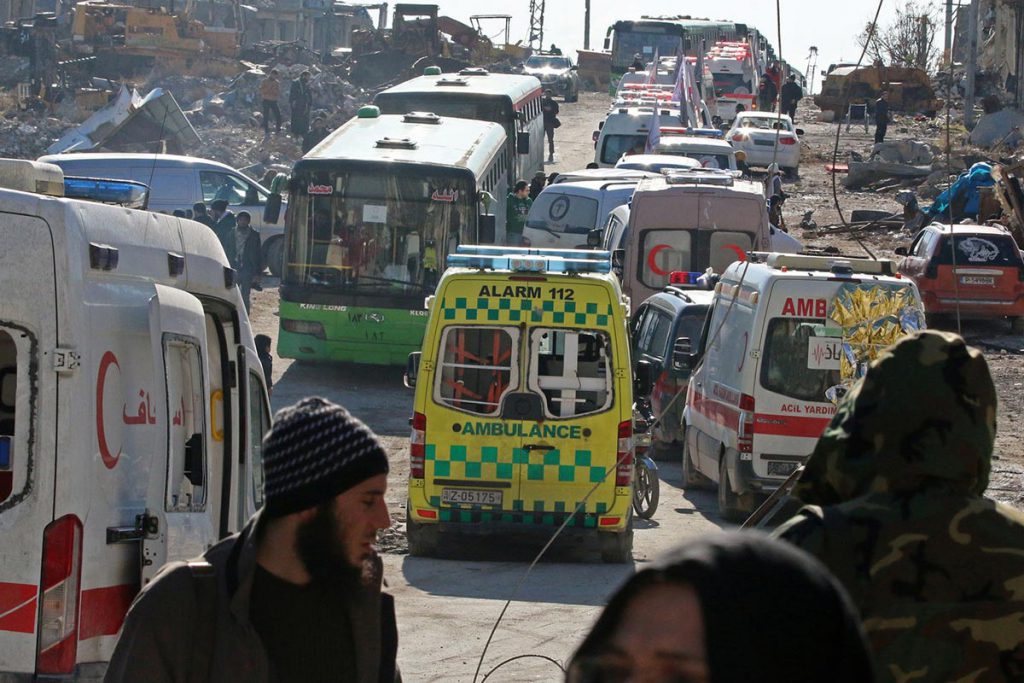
37, 515, 83, 675
616, 420, 633, 486
737, 393, 755, 454
779, 136, 797, 145
281, 319, 326, 339
731, 133, 747, 142
410, 411, 426, 479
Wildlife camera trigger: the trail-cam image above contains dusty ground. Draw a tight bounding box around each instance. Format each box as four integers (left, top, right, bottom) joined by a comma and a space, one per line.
245, 90, 1024, 680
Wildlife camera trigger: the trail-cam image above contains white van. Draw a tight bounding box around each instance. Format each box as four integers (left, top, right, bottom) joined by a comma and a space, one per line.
0, 160, 271, 679
594, 105, 686, 167
655, 135, 739, 171
37, 153, 287, 276
620, 171, 772, 311
524, 179, 640, 249
681, 253, 925, 520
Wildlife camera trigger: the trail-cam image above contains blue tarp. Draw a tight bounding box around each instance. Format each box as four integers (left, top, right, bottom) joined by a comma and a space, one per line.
926, 162, 994, 220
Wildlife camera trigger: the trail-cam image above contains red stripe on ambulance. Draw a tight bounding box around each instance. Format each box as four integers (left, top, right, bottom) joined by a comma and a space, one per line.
0, 582, 36, 633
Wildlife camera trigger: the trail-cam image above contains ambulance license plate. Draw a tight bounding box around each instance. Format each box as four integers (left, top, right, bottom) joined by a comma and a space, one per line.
442, 488, 503, 506
960, 275, 994, 285
767, 461, 798, 477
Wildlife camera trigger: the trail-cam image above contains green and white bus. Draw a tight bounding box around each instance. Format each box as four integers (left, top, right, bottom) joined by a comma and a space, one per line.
277, 108, 509, 365
374, 67, 545, 186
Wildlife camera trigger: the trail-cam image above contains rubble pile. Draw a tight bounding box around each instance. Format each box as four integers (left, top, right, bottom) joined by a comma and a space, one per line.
0, 113, 65, 159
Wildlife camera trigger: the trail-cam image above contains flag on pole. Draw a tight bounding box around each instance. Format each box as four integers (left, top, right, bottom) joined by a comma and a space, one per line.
647, 48, 660, 85
645, 105, 661, 154
672, 51, 685, 103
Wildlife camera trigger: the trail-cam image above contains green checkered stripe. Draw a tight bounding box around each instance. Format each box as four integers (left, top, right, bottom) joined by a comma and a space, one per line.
435, 507, 605, 527
426, 444, 608, 485
440, 296, 613, 327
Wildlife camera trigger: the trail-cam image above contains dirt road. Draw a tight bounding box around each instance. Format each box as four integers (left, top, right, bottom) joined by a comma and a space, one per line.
245, 90, 1024, 681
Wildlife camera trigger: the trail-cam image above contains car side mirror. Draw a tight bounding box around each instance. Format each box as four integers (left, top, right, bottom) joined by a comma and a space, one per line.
477, 214, 496, 244
611, 248, 625, 279
586, 227, 603, 248
570, 64, 578, 71
672, 336, 695, 372
404, 352, 421, 388
796, 128, 805, 136
184, 433, 204, 487
894, 246, 908, 256
263, 192, 282, 224
634, 359, 655, 396
517, 131, 531, 155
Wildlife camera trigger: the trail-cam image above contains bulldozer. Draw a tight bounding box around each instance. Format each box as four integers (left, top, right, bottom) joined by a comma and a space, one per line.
349, 3, 463, 86
69, 0, 242, 77
814, 64, 942, 118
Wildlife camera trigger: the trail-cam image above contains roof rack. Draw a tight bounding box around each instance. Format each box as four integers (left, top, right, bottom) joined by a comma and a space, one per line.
376, 136, 417, 149
403, 111, 441, 124
436, 76, 468, 87
459, 67, 490, 76
756, 252, 896, 276
662, 169, 736, 186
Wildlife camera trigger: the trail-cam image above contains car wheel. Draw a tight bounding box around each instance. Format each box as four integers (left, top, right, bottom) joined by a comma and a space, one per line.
717, 455, 745, 523
406, 511, 439, 557
682, 433, 710, 489
263, 236, 285, 278
782, 166, 798, 178
599, 517, 634, 563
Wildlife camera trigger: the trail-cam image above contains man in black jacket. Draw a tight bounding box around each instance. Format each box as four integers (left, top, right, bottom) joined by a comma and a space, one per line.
290, 71, 313, 137
233, 211, 263, 312
874, 90, 890, 143
541, 89, 560, 163
779, 74, 803, 120
106, 397, 401, 683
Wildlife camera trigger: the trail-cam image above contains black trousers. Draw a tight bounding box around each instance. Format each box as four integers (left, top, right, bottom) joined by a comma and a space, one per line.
874, 121, 888, 143
262, 100, 281, 133
545, 125, 555, 155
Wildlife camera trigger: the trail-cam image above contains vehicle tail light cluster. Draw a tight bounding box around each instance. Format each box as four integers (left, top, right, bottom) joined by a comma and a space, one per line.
410, 411, 427, 479
737, 393, 756, 454
731, 133, 747, 142
36, 515, 83, 675
281, 319, 326, 340
779, 136, 797, 145
615, 420, 633, 486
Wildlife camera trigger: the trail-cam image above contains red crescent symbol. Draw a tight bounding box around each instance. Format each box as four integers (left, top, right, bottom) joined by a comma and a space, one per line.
723, 244, 747, 262
647, 244, 671, 276
96, 351, 122, 469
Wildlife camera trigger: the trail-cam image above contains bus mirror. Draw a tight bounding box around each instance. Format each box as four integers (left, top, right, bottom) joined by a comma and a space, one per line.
586, 227, 602, 248
477, 214, 496, 244
634, 360, 655, 396
404, 352, 421, 388
517, 131, 531, 155
603, 37, 610, 50
477, 190, 495, 211
263, 193, 282, 224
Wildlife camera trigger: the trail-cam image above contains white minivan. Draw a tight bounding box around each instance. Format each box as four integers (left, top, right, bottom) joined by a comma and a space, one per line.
37, 153, 287, 275
523, 179, 640, 249
680, 253, 925, 521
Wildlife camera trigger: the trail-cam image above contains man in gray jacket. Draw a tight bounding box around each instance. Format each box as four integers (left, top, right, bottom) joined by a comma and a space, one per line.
105, 397, 400, 683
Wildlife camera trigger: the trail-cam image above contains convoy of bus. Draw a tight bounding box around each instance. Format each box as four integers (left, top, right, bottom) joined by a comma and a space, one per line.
374, 67, 545, 186
0, 160, 270, 679
276, 107, 510, 366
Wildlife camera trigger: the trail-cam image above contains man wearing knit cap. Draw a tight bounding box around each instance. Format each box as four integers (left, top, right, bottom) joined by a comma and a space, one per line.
106, 397, 400, 683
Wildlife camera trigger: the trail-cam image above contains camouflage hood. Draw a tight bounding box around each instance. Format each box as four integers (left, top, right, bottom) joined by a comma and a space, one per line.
793, 330, 995, 506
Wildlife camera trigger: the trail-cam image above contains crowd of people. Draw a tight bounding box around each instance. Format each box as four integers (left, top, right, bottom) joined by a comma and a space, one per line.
100, 327, 1024, 683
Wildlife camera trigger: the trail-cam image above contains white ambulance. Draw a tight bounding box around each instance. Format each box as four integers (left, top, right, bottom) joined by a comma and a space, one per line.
706, 41, 760, 123
679, 253, 925, 521
0, 160, 271, 680
593, 105, 686, 168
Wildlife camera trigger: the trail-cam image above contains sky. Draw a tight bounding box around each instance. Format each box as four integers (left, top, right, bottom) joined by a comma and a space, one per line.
430, 0, 946, 93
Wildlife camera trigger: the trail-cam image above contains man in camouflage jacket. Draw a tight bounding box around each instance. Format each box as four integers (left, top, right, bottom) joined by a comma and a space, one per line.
775, 329, 1024, 682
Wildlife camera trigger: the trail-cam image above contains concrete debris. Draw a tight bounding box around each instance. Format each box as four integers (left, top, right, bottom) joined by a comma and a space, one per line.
870, 140, 936, 166
968, 109, 1024, 148
843, 160, 933, 190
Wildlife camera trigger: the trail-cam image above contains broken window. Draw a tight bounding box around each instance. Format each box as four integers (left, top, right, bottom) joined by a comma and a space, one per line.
529, 329, 613, 418
435, 327, 518, 415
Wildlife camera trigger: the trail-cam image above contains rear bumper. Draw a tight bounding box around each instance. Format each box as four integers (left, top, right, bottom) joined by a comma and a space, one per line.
408, 505, 629, 533
737, 145, 800, 168
924, 293, 1024, 318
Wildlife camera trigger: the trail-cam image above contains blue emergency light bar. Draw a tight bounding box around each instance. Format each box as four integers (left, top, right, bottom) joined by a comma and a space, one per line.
63, 176, 150, 209
448, 245, 612, 274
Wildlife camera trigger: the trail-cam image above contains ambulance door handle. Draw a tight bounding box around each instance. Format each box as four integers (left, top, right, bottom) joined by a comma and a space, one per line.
524, 444, 554, 451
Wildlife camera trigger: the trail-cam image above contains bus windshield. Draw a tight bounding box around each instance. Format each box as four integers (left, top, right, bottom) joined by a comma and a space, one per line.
612, 30, 684, 68
284, 169, 473, 294
378, 96, 507, 130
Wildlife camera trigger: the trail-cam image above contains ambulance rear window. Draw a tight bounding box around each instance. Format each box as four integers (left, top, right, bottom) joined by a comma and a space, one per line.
529, 329, 613, 418
0, 325, 31, 508
436, 327, 518, 416
760, 318, 841, 403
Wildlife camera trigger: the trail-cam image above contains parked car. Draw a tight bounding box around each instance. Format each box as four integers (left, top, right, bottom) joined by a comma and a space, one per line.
38, 152, 287, 275
895, 223, 1024, 332
522, 54, 580, 102
524, 179, 640, 249
631, 284, 714, 458
726, 112, 803, 175
654, 135, 739, 171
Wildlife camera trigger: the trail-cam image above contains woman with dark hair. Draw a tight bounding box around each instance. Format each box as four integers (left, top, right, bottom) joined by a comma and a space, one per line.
566, 531, 874, 683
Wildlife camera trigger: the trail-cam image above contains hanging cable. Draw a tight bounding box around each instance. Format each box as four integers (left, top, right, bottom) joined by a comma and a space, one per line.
830, 0, 886, 259
943, 24, 963, 335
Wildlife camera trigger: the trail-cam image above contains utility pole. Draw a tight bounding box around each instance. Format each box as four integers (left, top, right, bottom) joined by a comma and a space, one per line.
805, 46, 818, 95
584, 0, 591, 50
943, 0, 953, 65
965, 0, 979, 128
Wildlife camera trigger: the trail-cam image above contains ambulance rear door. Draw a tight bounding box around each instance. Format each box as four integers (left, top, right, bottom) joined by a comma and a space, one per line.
141, 284, 217, 584
0, 212, 57, 674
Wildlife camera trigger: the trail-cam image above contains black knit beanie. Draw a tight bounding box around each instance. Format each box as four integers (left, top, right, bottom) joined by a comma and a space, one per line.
262, 397, 389, 518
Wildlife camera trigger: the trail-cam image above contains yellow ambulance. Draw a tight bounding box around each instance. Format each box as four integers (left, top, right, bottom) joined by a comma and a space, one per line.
404, 246, 636, 562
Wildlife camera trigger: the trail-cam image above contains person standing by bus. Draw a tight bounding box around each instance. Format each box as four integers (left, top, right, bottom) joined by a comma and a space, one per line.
259, 69, 282, 137
506, 180, 532, 246
290, 71, 313, 137
541, 89, 560, 163
232, 211, 263, 313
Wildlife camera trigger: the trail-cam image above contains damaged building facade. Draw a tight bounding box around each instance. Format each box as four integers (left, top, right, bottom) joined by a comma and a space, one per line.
954, 0, 1024, 110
